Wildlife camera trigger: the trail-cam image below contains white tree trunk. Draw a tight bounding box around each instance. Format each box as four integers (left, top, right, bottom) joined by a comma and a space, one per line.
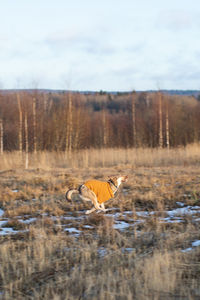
33, 97, 37, 154
132, 94, 137, 147
0, 118, 3, 155
17, 94, 23, 154
102, 109, 107, 147
25, 113, 29, 169
166, 101, 170, 149
158, 92, 163, 148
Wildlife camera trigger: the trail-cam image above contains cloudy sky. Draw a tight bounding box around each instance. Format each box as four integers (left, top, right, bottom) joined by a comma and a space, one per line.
0, 0, 200, 91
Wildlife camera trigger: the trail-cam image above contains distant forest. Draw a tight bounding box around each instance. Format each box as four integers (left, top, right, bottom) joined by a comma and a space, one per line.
0, 90, 200, 152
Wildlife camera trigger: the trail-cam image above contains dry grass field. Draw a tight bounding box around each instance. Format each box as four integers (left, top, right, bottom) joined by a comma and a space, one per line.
0, 145, 200, 299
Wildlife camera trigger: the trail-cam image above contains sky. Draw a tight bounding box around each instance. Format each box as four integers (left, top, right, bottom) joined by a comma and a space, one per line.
0, 0, 200, 91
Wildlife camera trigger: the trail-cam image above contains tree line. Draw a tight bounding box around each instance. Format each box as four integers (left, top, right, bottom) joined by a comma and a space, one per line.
0, 90, 200, 153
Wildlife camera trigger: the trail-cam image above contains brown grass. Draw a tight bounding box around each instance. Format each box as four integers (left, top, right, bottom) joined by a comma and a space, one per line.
1, 143, 200, 170
0, 145, 200, 299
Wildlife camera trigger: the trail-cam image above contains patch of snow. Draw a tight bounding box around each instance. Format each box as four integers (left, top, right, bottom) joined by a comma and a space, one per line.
0, 209, 4, 217
136, 211, 149, 217
122, 248, 135, 253
63, 214, 84, 220
63, 216, 77, 220
181, 247, 193, 253
19, 218, 37, 224
0, 227, 19, 235
104, 208, 119, 212
41, 213, 48, 217
0, 220, 8, 227
64, 227, 81, 234
98, 247, 107, 257
159, 217, 183, 223
181, 240, 200, 253
167, 206, 200, 217
192, 240, 200, 247
191, 206, 200, 210
176, 202, 185, 207
114, 221, 130, 230
83, 225, 93, 229
133, 219, 145, 225
123, 211, 133, 215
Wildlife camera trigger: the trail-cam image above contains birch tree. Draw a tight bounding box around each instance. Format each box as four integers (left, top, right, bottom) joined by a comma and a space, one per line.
66, 93, 73, 153
102, 109, 108, 147
0, 118, 3, 155
17, 94, 23, 154
131, 93, 137, 147
165, 98, 170, 149
158, 92, 163, 148
33, 97, 37, 153
24, 112, 29, 169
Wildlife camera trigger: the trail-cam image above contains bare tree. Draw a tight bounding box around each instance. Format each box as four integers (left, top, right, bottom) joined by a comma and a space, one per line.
102, 109, 108, 147
0, 90, 199, 151
24, 112, 29, 169
66, 93, 73, 153
17, 94, 23, 154
32, 97, 37, 154
158, 92, 163, 148
73, 107, 81, 150
0, 118, 3, 155
43, 93, 48, 113
165, 98, 170, 149
40, 93, 49, 151
131, 93, 137, 147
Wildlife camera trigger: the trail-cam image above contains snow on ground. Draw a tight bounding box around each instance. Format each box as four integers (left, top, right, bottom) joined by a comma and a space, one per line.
0, 202, 200, 238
